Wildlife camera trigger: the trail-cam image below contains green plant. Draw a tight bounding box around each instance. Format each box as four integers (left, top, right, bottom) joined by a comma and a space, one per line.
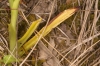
2, 0, 20, 64
2, 0, 78, 64
18, 8, 79, 56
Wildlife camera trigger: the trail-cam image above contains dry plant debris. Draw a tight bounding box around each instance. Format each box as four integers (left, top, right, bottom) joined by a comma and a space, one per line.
0, 0, 100, 66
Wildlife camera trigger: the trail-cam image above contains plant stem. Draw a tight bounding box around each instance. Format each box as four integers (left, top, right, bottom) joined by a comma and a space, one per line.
8, 0, 14, 8
8, 0, 20, 52
9, 10, 18, 52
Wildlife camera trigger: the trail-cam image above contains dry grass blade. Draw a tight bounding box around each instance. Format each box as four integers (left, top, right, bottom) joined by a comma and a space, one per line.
59, 32, 100, 62
0, 0, 100, 65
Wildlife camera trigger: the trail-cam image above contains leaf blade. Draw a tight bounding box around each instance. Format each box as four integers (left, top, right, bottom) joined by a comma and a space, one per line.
19, 8, 79, 55
18, 18, 42, 48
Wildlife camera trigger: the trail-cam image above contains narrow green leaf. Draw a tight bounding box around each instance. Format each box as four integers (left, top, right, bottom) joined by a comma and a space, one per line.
18, 18, 42, 48
19, 8, 79, 56
40, 8, 79, 36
